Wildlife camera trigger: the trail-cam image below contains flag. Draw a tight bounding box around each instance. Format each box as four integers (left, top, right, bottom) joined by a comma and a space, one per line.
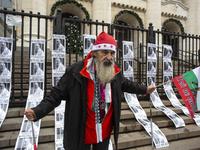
172, 67, 200, 119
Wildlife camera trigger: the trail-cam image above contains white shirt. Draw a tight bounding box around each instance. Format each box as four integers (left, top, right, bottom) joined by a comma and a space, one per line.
57, 44, 65, 53
0, 88, 9, 97
55, 62, 65, 71
35, 48, 44, 56
35, 67, 43, 76
2, 47, 12, 57
0, 67, 10, 76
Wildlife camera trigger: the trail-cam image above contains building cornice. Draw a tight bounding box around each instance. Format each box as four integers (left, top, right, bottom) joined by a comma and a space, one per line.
78, 0, 93, 3
161, 12, 187, 21
112, 2, 146, 13
161, 0, 189, 11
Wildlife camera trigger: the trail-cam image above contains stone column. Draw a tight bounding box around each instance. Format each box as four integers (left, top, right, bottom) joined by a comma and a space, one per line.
183, 0, 200, 35
92, 0, 111, 34
145, 0, 161, 30
21, 0, 47, 41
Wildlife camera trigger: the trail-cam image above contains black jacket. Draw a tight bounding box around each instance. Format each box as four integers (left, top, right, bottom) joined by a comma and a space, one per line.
32, 60, 147, 150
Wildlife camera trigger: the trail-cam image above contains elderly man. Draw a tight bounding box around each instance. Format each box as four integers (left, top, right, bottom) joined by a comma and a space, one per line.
0, 62, 10, 76
24, 31, 156, 150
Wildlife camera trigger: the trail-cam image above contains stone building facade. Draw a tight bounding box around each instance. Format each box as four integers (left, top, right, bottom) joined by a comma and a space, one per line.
1, 0, 200, 49
5, 0, 199, 35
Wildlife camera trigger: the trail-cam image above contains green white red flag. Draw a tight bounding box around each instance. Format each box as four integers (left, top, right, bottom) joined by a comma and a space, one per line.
172, 67, 200, 119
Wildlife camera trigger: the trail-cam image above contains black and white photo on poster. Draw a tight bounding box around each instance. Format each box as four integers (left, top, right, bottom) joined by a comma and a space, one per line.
20, 118, 40, 136
147, 44, 156, 59
0, 37, 13, 58
52, 38, 66, 54
123, 60, 133, 72
30, 61, 44, 76
150, 130, 169, 147
83, 34, 96, 50
55, 110, 65, 123
123, 41, 133, 58
56, 125, 64, 140
163, 75, 173, 87
163, 45, 172, 60
30, 39, 45, 58
15, 137, 37, 150
31, 42, 44, 57
0, 59, 11, 77
83, 34, 96, 58
147, 76, 156, 86
28, 81, 44, 98
0, 82, 10, 98
147, 61, 156, 74
53, 57, 65, 73
163, 61, 173, 74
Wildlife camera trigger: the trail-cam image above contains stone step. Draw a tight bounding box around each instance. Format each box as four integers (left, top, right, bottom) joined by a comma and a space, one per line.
126, 136, 200, 150
113, 124, 200, 149
1, 117, 200, 149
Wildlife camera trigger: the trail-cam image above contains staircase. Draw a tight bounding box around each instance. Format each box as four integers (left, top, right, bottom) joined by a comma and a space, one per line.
1, 48, 200, 150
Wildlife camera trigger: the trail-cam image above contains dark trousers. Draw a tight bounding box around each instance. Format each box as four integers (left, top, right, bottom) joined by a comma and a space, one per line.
84, 136, 110, 150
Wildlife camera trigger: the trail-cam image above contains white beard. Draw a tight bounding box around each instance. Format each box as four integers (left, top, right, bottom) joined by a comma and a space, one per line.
95, 58, 115, 86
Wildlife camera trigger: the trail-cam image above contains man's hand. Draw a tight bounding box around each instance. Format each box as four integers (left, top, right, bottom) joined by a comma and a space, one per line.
147, 85, 156, 94
24, 108, 36, 121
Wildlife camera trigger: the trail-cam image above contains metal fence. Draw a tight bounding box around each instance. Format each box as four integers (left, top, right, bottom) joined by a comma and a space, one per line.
0, 8, 199, 104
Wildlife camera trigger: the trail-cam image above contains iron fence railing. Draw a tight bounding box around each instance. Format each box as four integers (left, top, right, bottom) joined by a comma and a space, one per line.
0, 8, 199, 103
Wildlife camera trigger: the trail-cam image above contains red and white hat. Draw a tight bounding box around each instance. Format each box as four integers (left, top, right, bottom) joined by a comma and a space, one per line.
92, 31, 117, 52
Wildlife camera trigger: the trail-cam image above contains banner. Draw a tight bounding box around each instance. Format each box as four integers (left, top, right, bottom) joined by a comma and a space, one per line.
123, 41, 169, 148
52, 34, 66, 150
0, 37, 13, 127
163, 44, 200, 125
15, 39, 45, 150
147, 43, 185, 128
172, 66, 200, 119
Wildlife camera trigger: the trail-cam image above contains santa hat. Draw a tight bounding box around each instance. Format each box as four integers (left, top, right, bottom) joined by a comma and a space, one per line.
92, 31, 117, 52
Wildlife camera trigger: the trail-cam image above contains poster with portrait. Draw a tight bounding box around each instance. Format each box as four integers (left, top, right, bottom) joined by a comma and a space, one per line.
14, 39, 45, 150
83, 34, 96, 58
123, 41, 134, 81
162, 44, 200, 126
0, 37, 13, 128
123, 42, 169, 148
52, 34, 66, 54
52, 34, 66, 150
147, 43, 185, 128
